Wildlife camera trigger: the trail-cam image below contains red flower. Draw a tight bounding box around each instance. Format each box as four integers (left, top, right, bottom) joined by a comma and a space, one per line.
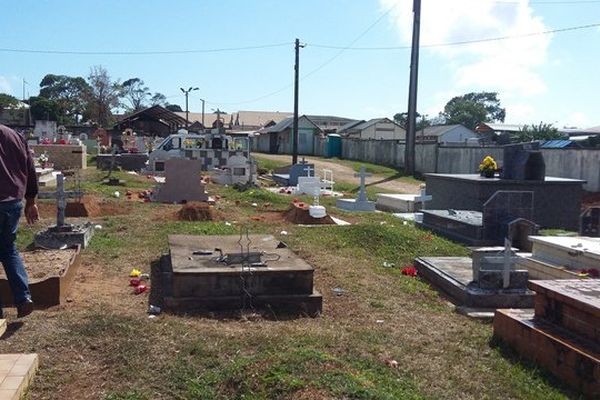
424, 234, 433, 241
401, 266, 417, 277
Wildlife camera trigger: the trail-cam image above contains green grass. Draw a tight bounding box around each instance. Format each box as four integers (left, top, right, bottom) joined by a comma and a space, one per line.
254, 156, 288, 173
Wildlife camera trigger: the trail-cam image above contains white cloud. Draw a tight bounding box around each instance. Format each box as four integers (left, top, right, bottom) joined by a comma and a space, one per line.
0, 76, 12, 93
380, 0, 551, 96
564, 111, 589, 128
505, 103, 535, 123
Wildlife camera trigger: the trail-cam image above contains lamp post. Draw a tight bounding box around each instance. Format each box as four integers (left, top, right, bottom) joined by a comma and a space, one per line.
199, 98, 205, 129
180, 87, 199, 128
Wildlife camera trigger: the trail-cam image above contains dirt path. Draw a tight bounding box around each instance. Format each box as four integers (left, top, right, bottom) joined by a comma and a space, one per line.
254, 153, 421, 194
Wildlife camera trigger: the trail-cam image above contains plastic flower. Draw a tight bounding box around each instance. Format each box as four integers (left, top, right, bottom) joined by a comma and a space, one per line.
479, 155, 497, 172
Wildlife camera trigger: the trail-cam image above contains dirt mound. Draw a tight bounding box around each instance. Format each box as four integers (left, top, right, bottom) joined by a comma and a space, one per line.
284, 203, 335, 225
177, 202, 217, 221
65, 195, 101, 217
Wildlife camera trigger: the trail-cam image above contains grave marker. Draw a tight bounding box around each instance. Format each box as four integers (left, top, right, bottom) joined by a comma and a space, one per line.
580, 206, 600, 237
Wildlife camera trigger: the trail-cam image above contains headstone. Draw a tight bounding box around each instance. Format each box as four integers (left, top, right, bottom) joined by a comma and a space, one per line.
501, 142, 545, 181
336, 165, 376, 212
376, 185, 432, 213
153, 159, 209, 203
580, 207, 600, 237
35, 174, 94, 249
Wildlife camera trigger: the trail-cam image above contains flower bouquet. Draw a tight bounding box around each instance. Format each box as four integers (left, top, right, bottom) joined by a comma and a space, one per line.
479, 155, 497, 178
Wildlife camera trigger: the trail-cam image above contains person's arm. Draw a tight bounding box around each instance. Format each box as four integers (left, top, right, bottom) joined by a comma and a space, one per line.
24, 146, 39, 224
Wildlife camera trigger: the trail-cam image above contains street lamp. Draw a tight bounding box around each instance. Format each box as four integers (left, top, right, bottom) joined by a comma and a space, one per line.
199, 98, 205, 129
180, 86, 199, 128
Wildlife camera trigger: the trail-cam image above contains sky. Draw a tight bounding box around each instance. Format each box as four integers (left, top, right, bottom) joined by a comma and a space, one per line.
1, 0, 599, 128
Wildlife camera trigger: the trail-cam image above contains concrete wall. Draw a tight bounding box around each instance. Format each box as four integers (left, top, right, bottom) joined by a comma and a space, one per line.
31, 144, 87, 170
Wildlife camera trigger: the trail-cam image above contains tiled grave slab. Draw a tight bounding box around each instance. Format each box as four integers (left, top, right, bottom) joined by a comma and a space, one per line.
0, 354, 39, 400
530, 280, 600, 342
494, 309, 600, 398
414, 257, 534, 308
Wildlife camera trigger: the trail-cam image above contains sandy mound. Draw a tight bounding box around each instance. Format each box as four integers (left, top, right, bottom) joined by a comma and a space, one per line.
284, 203, 335, 225
177, 202, 217, 221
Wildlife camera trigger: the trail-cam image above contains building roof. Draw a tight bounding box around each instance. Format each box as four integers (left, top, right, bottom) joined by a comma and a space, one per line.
260, 115, 322, 134
303, 115, 356, 128
541, 140, 577, 148
476, 122, 524, 133
338, 118, 405, 134
116, 105, 187, 128
175, 110, 293, 129
584, 125, 600, 134
337, 119, 365, 133
419, 124, 470, 137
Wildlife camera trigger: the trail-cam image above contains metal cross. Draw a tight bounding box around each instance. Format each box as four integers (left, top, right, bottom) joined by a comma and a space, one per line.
38, 174, 83, 227
354, 165, 372, 202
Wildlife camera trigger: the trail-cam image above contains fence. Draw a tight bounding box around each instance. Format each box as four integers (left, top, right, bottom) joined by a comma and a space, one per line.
251, 135, 600, 192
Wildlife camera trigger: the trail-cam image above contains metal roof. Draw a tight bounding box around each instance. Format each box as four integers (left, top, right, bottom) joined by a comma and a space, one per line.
116, 105, 187, 127
541, 140, 574, 148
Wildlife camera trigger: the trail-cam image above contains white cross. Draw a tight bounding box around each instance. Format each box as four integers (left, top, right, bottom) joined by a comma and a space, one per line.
303, 165, 314, 177
355, 166, 372, 202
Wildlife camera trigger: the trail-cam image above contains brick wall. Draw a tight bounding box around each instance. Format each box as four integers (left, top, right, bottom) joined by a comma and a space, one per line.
31, 144, 87, 170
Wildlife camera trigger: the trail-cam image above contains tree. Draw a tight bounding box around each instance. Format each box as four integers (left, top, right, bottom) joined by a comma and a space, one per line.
121, 78, 151, 112
165, 104, 183, 112
441, 92, 506, 130
393, 112, 437, 131
85, 66, 121, 127
0, 93, 19, 109
29, 96, 61, 121
515, 122, 564, 142
38, 74, 90, 124
150, 93, 167, 106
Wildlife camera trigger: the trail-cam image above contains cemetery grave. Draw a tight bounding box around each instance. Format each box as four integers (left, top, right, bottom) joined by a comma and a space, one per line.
0, 156, 590, 399
336, 165, 376, 212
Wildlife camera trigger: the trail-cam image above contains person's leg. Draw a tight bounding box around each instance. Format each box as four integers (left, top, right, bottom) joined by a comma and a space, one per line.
0, 201, 32, 308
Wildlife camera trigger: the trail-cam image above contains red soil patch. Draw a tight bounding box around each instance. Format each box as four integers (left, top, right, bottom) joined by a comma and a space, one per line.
177, 202, 218, 221
65, 195, 101, 217
284, 203, 336, 225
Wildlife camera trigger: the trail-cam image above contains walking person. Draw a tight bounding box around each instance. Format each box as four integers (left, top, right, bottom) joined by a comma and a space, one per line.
0, 124, 38, 318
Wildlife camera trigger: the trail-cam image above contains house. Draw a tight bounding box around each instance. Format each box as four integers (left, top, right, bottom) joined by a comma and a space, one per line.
114, 105, 187, 138
257, 115, 323, 155
475, 122, 524, 143
0, 101, 32, 128
416, 124, 477, 144
303, 115, 357, 132
338, 118, 405, 140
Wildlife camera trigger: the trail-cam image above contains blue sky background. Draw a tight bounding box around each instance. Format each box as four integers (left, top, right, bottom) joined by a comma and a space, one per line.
1, 0, 599, 127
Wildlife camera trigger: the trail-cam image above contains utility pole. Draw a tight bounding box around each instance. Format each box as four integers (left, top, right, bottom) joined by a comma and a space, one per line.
200, 98, 205, 129
22, 79, 28, 101
404, 0, 421, 176
292, 38, 305, 165
180, 87, 198, 129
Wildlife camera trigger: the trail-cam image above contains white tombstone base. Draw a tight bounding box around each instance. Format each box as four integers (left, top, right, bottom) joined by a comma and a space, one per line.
309, 205, 327, 219
336, 198, 375, 212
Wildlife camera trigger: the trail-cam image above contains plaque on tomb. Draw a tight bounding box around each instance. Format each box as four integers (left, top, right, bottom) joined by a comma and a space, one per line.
153, 159, 208, 203
580, 206, 600, 237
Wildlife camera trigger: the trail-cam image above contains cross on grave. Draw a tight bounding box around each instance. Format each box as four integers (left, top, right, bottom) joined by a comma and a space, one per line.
303, 165, 314, 178
38, 174, 83, 227
415, 185, 433, 211
355, 166, 372, 202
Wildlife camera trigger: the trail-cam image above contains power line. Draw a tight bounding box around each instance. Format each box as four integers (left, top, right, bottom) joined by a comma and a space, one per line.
0, 42, 293, 55
309, 22, 600, 50
203, 3, 398, 106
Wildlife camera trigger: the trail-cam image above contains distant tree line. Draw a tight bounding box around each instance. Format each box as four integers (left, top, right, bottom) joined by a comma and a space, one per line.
0, 65, 182, 127
394, 91, 564, 142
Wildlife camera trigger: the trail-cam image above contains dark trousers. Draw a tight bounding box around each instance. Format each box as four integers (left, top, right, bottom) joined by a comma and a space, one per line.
0, 200, 32, 306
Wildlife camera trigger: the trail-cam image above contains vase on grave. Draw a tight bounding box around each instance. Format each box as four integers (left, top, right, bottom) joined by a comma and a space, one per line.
481, 169, 495, 178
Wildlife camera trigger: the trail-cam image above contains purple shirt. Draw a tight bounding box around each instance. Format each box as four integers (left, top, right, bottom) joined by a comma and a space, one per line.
0, 124, 38, 202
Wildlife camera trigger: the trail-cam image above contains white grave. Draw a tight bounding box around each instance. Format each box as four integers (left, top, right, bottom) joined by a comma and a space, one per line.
516, 236, 600, 279
336, 166, 376, 212
376, 185, 432, 213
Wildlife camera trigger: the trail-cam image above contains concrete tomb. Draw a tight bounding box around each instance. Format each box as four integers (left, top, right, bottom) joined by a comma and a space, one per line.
415, 241, 534, 309
580, 207, 600, 237
35, 167, 57, 188
272, 159, 315, 187
211, 155, 257, 186
336, 165, 376, 212
425, 144, 583, 230
420, 191, 538, 247
494, 280, 600, 397
35, 174, 94, 249
516, 236, 600, 279
156, 234, 322, 316
376, 185, 432, 213
153, 159, 209, 203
